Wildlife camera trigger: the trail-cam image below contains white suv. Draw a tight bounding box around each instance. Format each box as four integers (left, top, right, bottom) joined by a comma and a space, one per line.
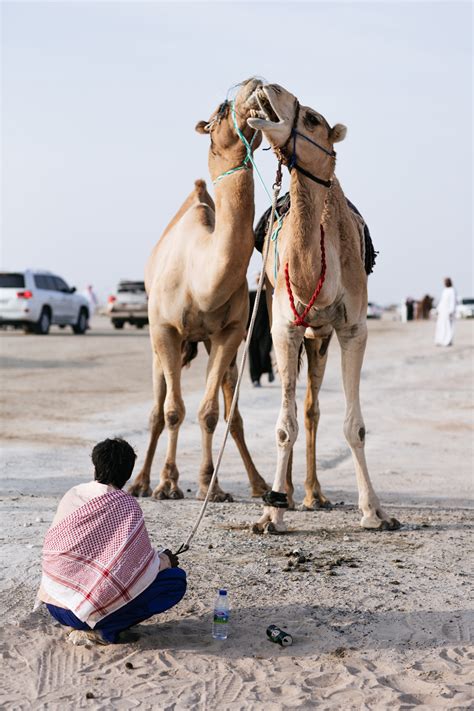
106, 280, 148, 329
0, 270, 90, 335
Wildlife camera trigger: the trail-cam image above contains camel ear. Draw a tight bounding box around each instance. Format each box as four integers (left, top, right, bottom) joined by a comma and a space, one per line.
195, 120, 210, 135
330, 123, 347, 143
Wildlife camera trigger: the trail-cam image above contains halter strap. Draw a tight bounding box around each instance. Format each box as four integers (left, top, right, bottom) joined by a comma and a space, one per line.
290, 164, 333, 188
278, 99, 335, 188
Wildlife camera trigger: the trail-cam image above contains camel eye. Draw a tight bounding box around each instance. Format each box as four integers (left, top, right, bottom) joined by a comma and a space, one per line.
306, 113, 320, 126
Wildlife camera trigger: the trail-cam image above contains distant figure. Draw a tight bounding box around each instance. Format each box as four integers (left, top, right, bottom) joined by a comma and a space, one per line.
247, 276, 274, 387
405, 298, 415, 322
435, 278, 457, 346
421, 294, 434, 320
82, 285, 98, 316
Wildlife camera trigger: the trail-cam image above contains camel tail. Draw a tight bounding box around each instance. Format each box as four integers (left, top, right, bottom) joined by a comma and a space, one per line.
181, 341, 199, 368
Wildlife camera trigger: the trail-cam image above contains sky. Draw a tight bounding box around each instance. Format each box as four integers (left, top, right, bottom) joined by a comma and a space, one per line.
1, 0, 472, 305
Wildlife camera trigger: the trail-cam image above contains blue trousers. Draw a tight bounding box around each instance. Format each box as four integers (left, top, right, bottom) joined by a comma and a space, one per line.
46, 567, 186, 643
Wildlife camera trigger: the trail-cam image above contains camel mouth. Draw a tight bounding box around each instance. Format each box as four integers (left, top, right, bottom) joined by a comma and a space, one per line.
247, 87, 281, 130
255, 88, 281, 123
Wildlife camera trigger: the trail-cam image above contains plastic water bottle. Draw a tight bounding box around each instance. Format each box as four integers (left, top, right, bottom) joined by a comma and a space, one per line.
212, 589, 230, 640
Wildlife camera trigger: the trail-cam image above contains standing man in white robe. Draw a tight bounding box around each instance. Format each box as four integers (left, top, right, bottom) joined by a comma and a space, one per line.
435, 278, 457, 346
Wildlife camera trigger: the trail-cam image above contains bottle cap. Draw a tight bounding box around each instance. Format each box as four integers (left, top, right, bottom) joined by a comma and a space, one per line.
219, 589, 227, 595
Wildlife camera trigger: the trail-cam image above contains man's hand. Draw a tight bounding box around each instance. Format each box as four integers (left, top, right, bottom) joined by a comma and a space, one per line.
162, 549, 179, 568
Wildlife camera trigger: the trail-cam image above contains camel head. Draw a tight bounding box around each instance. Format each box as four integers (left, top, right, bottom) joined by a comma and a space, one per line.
195, 78, 263, 177
247, 84, 347, 181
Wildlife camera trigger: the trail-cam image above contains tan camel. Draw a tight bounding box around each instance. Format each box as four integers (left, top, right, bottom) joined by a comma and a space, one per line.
129, 78, 269, 502
247, 83, 400, 532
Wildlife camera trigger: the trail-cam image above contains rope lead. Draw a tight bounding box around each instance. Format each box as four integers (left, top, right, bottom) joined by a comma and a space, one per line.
174, 164, 282, 556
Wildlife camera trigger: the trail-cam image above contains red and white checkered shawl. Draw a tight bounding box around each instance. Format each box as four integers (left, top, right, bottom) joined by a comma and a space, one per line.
41, 489, 161, 627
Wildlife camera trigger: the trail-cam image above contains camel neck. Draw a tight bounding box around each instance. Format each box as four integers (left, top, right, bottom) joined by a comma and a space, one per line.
204, 169, 255, 302
284, 172, 331, 304
289, 171, 328, 248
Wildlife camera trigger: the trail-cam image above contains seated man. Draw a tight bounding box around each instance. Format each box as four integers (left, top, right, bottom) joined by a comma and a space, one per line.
37, 438, 186, 645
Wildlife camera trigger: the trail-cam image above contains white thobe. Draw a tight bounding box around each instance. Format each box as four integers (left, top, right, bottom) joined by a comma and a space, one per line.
434, 287, 456, 346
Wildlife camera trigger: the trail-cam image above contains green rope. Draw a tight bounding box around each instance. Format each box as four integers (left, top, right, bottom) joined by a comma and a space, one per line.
212, 113, 256, 185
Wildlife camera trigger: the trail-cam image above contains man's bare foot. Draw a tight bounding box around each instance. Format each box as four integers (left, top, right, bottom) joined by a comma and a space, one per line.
67, 630, 109, 646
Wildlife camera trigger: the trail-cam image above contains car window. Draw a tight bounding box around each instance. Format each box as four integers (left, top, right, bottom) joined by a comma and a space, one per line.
34, 274, 57, 290
118, 281, 146, 293
0, 273, 25, 288
53, 276, 70, 292
462, 298, 474, 305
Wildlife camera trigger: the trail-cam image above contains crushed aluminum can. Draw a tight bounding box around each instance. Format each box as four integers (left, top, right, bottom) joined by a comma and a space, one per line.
266, 624, 293, 647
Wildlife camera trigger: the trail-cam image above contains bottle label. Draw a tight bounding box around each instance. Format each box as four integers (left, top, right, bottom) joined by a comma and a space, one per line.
213, 611, 229, 624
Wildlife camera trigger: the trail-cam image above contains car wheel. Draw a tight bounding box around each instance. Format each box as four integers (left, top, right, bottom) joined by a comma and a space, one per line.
35, 308, 51, 335
113, 320, 124, 329
72, 308, 88, 334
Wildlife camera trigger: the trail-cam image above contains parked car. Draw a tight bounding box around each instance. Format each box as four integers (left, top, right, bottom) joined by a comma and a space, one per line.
0, 270, 89, 335
367, 302, 383, 319
456, 297, 474, 319
107, 280, 148, 329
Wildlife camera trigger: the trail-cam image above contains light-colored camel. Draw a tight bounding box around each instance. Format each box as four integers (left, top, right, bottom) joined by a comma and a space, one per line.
247, 83, 400, 532
129, 78, 269, 502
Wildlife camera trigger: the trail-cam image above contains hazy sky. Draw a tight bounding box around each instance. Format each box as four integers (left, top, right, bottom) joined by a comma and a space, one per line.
2, 1, 472, 304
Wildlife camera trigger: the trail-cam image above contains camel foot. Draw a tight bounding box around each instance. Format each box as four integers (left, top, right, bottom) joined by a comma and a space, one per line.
197, 487, 234, 503
300, 496, 332, 511
128, 480, 152, 498
251, 506, 287, 534
360, 511, 401, 531
152, 482, 184, 500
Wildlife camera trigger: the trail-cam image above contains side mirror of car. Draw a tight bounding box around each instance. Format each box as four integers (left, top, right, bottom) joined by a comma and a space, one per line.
69, 286, 76, 294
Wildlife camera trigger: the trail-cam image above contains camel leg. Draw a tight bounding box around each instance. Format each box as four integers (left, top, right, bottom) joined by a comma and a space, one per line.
253, 323, 303, 534
196, 327, 244, 502
129, 352, 166, 497
150, 329, 185, 500
337, 324, 400, 530
285, 449, 295, 509
301, 335, 332, 510
221, 360, 269, 497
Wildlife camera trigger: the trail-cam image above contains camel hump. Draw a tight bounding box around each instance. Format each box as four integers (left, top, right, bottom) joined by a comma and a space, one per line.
194, 179, 215, 211
194, 179, 208, 199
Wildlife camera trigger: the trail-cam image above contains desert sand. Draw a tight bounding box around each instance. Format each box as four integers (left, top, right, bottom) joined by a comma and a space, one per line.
0, 317, 473, 710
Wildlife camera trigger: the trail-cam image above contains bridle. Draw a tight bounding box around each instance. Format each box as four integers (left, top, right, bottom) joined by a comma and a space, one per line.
276, 100, 336, 189
210, 100, 259, 185
273, 99, 335, 327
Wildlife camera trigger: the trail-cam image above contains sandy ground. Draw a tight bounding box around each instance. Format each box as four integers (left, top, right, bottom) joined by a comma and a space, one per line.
0, 316, 473, 710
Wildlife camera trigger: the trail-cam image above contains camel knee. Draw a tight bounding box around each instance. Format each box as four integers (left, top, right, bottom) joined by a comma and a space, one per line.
304, 404, 320, 430
276, 422, 298, 449
198, 402, 219, 433
165, 404, 185, 430
229, 411, 243, 436
344, 419, 366, 448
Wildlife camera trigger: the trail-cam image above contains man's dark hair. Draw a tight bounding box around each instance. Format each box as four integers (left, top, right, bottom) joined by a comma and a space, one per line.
444, 277, 453, 288
91, 438, 137, 489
